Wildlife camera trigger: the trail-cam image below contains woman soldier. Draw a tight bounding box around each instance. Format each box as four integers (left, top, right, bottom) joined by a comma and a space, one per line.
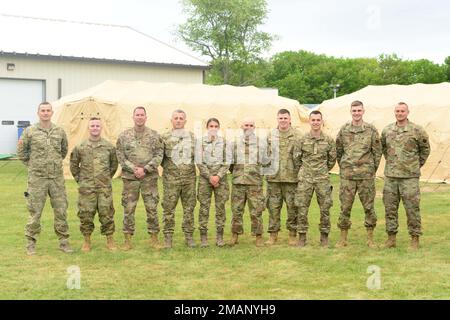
196, 118, 230, 247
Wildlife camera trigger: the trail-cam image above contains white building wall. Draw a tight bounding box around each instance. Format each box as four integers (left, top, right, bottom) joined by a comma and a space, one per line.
0, 56, 204, 102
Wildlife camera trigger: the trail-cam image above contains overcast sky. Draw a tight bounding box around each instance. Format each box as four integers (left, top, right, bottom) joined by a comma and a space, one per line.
1, 0, 449, 63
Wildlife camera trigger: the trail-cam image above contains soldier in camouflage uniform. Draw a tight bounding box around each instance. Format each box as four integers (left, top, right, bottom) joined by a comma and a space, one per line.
335, 101, 382, 248
229, 118, 270, 247
196, 118, 230, 247
294, 110, 336, 248
381, 102, 430, 250
265, 109, 302, 246
70, 117, 119, 252
116, 107, 163, 250
17, 102, 73, 255
161, 109, 197, 248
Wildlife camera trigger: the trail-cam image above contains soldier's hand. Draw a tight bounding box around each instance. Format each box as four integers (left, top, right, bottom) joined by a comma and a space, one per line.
210, 176, 220, 188
134, 167, 145, 179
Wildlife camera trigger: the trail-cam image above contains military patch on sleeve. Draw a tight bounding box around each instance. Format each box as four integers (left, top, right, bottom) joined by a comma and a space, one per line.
18, 139, 23, 145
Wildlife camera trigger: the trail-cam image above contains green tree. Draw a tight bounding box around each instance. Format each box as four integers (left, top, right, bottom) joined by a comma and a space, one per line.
407, 59, 447, 83
177, 0, 276, 85
375, 54, 411, 84
445, 56, 450, 81
265, 50, 447, 104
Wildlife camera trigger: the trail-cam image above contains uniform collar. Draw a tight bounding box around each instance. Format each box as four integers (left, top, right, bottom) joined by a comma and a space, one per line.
203, 135, 222, 144
134, 126, 149, 134
240, 133, 257, 144
86, 138, 105, 147
36, 122, 56, 131
171, 129, 191, 138
306, 131, 325, 140
347, 121, 368, 133
394, 120, 411, 132
276, 127, 293, 137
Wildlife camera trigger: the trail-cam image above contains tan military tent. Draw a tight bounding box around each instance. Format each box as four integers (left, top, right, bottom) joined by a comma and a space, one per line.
53, 80, 309, 178
305, 83, 450, 183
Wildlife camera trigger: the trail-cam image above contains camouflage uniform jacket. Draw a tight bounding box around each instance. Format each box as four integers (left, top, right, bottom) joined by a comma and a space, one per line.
17, 122, 68, 178
381, 121, 430, 178
70, 138, 118, 191
230, 133, 270, 186
336, 121, 382, 180
116, 127, 163, 180
294, 131, 336, 182
266, 127, 302, 183
161, 129, 196, 183
196, 135, 230, 181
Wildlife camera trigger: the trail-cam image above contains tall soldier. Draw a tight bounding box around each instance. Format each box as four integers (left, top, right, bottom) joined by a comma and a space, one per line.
70, 117, 119, 252
265, 109, 302, 246
335, 101, 382, 248
196, 118, 230, 247
381, 102, 430, 249
229, 118, 270, 247
17, 102, 73, 255
294, 110, 336, 248
116, 107, 163, 250
161, 109, 197, 249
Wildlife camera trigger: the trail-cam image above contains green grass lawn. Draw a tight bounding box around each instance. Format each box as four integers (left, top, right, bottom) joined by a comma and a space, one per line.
0, 160, 449, 299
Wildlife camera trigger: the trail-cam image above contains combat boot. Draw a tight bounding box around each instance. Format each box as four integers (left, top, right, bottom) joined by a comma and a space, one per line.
264, 232, 278, 246
320, 233, 329, 248
164, 233, 173, 249
255, 234, 264, 247
106, 235, 117, 251
298, 233, 307, 248
366, 229, 376, 248
288, 230, 297, 246
149, 233, 162, 249
335, 229, 348, 248
384, 233, 396, 248
59, 239, 74, 253
229, 233, 239, 246
185, 233, 196, 248
26, 238, 36, 256
81, 234, 91, 252
216, 229, 225, 247
123, 233, 133, 251
200, 231, 209, 248
410, 235, 420, 250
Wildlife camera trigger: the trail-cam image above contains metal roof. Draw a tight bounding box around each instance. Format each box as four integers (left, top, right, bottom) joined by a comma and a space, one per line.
0, 13, 209, 68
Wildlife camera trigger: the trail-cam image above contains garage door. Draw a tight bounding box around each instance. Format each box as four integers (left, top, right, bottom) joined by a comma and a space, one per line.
0, 78, 44, 154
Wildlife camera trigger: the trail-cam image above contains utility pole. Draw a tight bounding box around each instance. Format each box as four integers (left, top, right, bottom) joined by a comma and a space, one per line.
330, 83, 340, 99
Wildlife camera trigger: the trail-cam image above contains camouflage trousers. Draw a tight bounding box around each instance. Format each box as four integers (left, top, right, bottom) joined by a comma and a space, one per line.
337, 178, 377, 230
78, 188, 115, 236
231, 184, 265, 236
121, 177, 159, 235
296, 180, 333, 234
197, 178, 229, 233
24, 175, 69, 241
162, 179, 196, 234
383, 177, 422, 236
266, 182, 298, 233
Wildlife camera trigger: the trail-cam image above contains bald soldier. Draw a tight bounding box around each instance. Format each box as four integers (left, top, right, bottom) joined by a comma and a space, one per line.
265, 109, 302, 246
335, 101, 382, 248
294, 110, 336, 248
381, 102, 430, 249
116, 107, 164, 250
70, 117, 119, 252
161, 109, 197, 248
229, 117, 270, 247
17, 102, 73, 255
